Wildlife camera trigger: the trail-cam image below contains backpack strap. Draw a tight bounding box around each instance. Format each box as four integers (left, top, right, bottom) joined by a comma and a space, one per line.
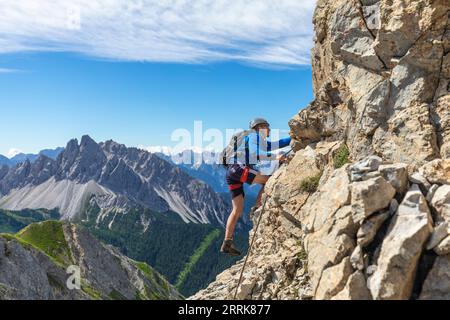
245, 136, 250, 165
256, 133, 261, 162
245, 133, 263, 166
233, 135, 239, 165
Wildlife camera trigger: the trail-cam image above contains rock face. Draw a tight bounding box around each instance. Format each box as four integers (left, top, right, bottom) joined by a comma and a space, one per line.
191, 151, 449, 300
0, 221, 181, 300
191, 0, 450, 300
367, 185, 433, 299
289, 0, 448, 166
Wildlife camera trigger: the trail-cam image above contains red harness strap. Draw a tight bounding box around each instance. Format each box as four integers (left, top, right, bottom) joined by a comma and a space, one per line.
229, 183, 243, 191
240, 166, 250, 183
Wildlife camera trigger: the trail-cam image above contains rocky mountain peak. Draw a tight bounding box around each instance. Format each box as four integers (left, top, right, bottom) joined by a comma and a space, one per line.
55, 135, 106, 183
78, 135, 105, 159
63, 138, 79, 155
100, 139, 128, 156
80, 134, 96, 146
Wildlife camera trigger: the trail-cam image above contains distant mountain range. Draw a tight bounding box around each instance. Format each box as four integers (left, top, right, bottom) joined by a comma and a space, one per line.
0, 136, 229, 225
0, 147, 64, 167
0, 146, 260, 197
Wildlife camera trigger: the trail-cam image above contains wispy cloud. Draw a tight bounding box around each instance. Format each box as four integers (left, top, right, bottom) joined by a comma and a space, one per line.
0, 68, 18, 73
0, 0, 316, 67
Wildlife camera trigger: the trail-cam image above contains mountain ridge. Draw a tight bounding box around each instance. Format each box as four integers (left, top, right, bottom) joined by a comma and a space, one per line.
0, 147, 64, 167
0, 220, 182, 300
0, 135, 231, 226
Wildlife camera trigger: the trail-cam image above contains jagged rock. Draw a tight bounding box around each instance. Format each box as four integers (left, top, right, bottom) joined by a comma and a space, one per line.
378, 163, 409, 194
350, 156, 385, 181
433, 95, 450, 158
409, 172, 432, 192
0, 237, 55, 299
351, 176, 396, 222
420, 255, 450, 300
426, 184, 439, 203
235, 277, 257, 300
331, 271, 372, 300
430, 184, 450, 223
265, 141, 334, 204
372, 104, 440, 164
389, 199, 399, 215
301, 166, 351, 232
305, 206, 356, 295
427, 222, 449, 250
374, 0, 448, 65
349, 156, 383, 174
361, 1, 381, 35
350, 245, 364, 271
366, 265, 377, 276
315, 257, 353, 300
368, 185, 433, 299
357, 211, 390, 248
330, 1, 385, 71
434, 236, 450, 256
419, 159, 450, 185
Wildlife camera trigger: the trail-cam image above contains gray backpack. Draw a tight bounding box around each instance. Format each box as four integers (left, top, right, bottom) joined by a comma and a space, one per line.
220, 130, 252, 167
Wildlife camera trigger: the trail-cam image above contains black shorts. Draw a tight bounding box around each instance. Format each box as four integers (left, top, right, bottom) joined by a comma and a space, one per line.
226, 164, 257, 199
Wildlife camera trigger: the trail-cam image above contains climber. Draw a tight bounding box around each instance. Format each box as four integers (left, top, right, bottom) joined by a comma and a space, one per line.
220, 117, 292, 256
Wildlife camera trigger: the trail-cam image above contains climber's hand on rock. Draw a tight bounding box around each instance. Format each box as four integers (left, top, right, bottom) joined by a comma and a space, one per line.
276, 154, 287, 163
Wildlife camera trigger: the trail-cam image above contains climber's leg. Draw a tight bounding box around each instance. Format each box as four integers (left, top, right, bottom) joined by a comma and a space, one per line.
222, 194, 244, 256
225, 194, 244, 240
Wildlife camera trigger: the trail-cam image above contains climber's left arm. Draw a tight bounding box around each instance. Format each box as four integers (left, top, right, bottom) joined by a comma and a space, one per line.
267, 137, 292, 151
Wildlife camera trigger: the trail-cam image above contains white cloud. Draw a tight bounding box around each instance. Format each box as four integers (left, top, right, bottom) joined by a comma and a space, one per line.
0, 68, 18, 73
139, 145, 219, 156
140, 145, 173, 155
7, 148, 23, 158
0, 0, 316, 67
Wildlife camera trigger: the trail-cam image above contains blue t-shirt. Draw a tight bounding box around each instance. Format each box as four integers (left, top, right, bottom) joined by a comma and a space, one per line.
237, 132, 291, 171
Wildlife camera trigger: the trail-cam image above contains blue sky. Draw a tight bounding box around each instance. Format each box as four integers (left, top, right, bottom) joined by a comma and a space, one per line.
0, 0, 316, 156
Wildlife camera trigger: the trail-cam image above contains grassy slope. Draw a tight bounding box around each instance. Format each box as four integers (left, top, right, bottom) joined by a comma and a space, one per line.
0, 218, 178, 300
0, 201, 251, 297
15, 220, 73, 266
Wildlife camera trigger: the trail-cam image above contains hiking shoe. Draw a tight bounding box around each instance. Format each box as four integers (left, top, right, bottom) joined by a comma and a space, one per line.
220, 239, 241, 256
